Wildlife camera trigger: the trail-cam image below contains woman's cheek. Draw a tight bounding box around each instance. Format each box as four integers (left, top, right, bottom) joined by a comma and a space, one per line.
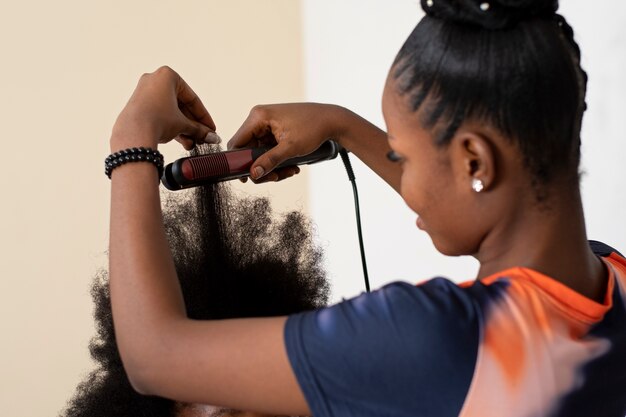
400, 176, 421, 215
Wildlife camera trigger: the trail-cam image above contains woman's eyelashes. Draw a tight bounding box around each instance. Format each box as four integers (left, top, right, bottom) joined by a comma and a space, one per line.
387, 150, 403, 163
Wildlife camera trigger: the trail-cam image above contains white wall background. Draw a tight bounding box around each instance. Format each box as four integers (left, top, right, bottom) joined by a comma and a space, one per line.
302, 0, 626, 302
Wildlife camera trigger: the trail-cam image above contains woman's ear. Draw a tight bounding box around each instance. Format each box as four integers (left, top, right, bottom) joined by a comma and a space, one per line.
450, 131, 496, 193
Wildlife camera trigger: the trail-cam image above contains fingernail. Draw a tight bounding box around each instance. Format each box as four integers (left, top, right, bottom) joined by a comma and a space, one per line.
253, 166, 265, 179
205, 131, 221, 144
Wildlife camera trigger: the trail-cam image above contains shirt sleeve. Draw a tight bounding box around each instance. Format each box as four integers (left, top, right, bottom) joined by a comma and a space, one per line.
284, 279, 481, 417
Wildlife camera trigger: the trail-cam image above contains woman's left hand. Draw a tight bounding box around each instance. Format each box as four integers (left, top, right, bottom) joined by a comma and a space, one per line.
110, 66, 220, 151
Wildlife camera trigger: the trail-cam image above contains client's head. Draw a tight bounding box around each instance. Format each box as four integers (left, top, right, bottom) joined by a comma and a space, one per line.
62, 145, 329, 417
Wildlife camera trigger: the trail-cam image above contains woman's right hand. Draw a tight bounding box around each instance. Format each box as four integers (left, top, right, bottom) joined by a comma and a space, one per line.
228, 103, 349, 182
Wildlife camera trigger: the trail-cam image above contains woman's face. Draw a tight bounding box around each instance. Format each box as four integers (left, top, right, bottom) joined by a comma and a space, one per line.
382, 75, 484, 256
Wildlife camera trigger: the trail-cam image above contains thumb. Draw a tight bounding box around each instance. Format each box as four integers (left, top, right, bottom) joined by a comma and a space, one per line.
250, 143, 293, 179
181, 118, 220, 145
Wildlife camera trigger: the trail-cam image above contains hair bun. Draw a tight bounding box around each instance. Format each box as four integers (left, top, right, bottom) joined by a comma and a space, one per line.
421, 0, 559, 30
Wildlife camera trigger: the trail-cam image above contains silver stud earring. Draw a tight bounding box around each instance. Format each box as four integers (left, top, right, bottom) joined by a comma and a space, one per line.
480, 2, 490, 11
472, 178, 484, 193
426, 0, 434, 7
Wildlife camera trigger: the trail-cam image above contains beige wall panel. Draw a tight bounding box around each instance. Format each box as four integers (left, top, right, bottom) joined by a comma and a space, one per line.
0, 1, 305, 416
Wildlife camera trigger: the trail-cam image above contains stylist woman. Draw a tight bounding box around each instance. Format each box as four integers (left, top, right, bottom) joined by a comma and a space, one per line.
108, 1, 626, 416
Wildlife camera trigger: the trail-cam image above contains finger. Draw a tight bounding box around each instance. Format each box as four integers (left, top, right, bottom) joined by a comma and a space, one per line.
255, 131, 278, 147
175, 74, 216, 130
273, 166, 300, 180
250, 171, 280, 184
278, 166, 300, 179
249, 142, 295, 180
176, 135, 196, 151
228, 108, 272, 150
179, 116, 215, 143
180, 106, 221, 145
249, 167, 297, 184
204, 131, 222, 145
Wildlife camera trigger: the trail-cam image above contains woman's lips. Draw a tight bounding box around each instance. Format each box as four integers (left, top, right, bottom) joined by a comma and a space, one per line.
416, 216, 425, 230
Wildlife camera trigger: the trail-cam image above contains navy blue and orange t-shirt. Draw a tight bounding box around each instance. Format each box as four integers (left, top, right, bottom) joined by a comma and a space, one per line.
284, 241, 626, 417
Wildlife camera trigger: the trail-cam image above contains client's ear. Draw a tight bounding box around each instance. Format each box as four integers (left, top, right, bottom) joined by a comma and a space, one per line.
450, 130, 496, 193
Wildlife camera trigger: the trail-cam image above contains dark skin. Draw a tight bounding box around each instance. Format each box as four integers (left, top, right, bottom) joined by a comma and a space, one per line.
379, 77, 607, 302
228, 103, 400, 188
109, 65, 608, 416
230, 74, 607, 303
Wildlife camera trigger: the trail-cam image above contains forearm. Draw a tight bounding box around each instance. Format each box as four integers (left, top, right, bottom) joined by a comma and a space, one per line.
334, 106, 402, 192
108, 135, 186, 383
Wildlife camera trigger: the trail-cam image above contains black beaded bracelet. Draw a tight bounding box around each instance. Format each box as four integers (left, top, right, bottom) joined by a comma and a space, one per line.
105, 147, 164, 180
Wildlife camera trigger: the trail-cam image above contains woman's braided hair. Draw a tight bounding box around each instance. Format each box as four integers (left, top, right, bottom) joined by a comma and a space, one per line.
394, 0, 588, 191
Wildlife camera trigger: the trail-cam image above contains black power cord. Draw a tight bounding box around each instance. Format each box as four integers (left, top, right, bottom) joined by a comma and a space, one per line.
339, 149, 371, 292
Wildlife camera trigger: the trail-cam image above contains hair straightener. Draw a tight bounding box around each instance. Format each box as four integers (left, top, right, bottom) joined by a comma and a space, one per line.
161, 140, 341, 190
160, 139, 370, 292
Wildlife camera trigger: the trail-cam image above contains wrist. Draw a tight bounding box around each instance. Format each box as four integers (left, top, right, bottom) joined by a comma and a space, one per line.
328, 105, 359, 149
110, 113, 161, 152
105, 146, 165, 180
110, 132, 159, 153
